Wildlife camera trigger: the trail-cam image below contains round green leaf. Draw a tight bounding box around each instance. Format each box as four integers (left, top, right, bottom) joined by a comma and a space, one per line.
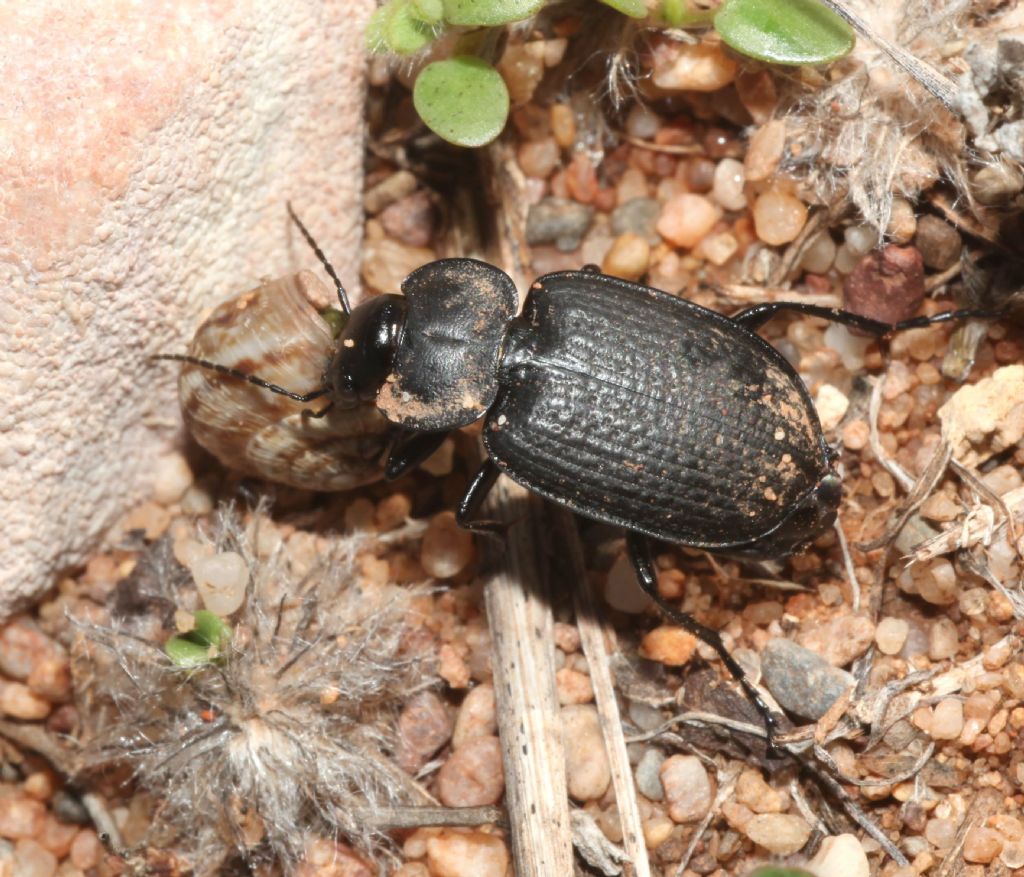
165, 636, 215, 668
411, 0, 444, 24
413, 57, 510, 147
191, 610, 232, 648
714, 0, 854, 66
367, 0, 434, 55
660, 0, 716, 26
442, 0, 545, 26
596, 0, 647, 18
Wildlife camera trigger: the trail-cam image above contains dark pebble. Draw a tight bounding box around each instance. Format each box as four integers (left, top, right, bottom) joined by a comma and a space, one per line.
913, 215, 961, 271
761, 638, 854, 720
526, 197, 594, 252
842, 244, 924, 325
611, 197, 662, 245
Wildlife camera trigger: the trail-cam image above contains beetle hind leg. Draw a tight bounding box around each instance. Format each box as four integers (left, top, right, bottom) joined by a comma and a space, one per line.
456, 459, 509, 535
627, 531, 783, 753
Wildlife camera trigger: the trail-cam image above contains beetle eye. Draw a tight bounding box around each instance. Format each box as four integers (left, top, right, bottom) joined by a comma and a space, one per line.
328, 294, 406, 408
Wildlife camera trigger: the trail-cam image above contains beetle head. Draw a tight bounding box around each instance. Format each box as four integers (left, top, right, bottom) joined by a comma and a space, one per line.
327, 294, 406, 408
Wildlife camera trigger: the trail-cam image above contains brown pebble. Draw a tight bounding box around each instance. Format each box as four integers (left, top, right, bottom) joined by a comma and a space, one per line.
453, 683, 498, 750
914, 215, 961, 271
743, 813, 811, 855
365, 170, 417, 215
556, 667, 595, 705
0, 616, 64, 681
963, 826, 1003, 864
843, 245, 924, 325
744, 119, 786, 182
553, 622, 581, 653
650, 39, 738, 92
550, 103, 575, 148
601, 232, 650, 281
375, 492, 412, 531
639, 626, 697, 666
397, 691, 453, 772
518, 138, 560, 179
70, 829, 102, 870
0, 795, 47, 839
0, 682, 51, 720
426, 829, 509, 877
565, 153, 598, 204
656, 193, 721, 249
437, 736, 504, 809
561, 705, 611, 801
379, 191, 436, 248
734, 768, 783, 813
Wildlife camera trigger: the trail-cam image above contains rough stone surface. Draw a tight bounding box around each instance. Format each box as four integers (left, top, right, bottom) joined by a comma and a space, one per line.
0, 1, 373, 616
761, 637, 855, 720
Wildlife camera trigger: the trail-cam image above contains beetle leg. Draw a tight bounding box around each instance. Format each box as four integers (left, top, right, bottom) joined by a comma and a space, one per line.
626, 531, 782, 752
455, 459, 507, 534
384, 431, 449, 481
730, 302, 1002, 335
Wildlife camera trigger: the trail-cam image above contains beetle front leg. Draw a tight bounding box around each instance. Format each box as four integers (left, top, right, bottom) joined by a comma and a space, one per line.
385, 430, 449, 481
455, 459, 507, 534
626, 531, 782, 752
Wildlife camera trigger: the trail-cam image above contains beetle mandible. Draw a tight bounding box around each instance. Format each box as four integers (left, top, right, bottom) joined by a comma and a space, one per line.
169, 211, 997, 743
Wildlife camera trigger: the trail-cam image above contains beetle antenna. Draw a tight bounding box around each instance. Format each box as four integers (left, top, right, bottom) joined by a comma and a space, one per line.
151, 354, 329, 403
286, 201, 352, 315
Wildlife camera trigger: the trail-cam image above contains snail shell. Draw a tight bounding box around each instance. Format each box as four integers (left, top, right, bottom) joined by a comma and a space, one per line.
178, 271, 394, 490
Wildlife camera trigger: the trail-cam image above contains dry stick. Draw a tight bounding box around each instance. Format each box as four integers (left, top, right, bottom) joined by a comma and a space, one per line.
816, 0, 960, 113
554, 507, 652, 877
479, 139, 575, 877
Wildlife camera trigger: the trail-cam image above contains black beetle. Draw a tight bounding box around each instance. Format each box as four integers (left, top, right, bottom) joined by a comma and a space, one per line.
167, 210, 997, 744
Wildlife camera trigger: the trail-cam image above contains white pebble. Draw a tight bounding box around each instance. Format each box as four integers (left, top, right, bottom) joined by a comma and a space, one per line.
799, 231, 837, 274
192, 551, 248, 616
743, 813, 811, 855
151, 452, 193, 505
843, 224, 879, 256
808, 833, 870, 877
421, 511, 475, 579
711, 158, 747, 211
625, 103, 662, 140
660, 755, 713, 823
561, 705, 611, 801
815, 384, 849, 432
824, 324, 872, 371
875, 617, 909, 655
605, 552, 651, 614
833, 243, 861, 274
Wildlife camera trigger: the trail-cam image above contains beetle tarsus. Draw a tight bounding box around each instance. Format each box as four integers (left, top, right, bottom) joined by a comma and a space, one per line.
456, 459, 507, 534
385, 431, 448, 481
626, 531, 782, 753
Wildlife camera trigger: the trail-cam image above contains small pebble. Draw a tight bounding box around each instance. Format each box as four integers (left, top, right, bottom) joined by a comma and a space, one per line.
625, 103, 662, 140
601, 232, 650, 281
814, 384, 849, 431
517, 138, 560, 179
920, 492, 960, 522
650, 40, 737, 92
14, 839, 57, 877
426, 830, 509, 877
656, 193, 721, 249
437, 736, 504, 807
498, 41, 545, 104
886, 197, 917, 244
69, 830, 101, 870
0, 683, 51, 720
924, 816, 957, 849
761, 638, 854, 720
734, 769, 783, 814
397, 691, 453, 771
611, 197, 661, 244
843, 245, 924, 324
700, 232, 739, 266
843, 224, 879, 257
553, 623, 581, 653
752, 190, 807, 246
800, 231, 837, 274
639, 626, 696, 666
604, 552, 651, 614
914, 215, 961, 270
27, 658, 71, 703
930, 697, 965, 740
643, 816, 674, 850
875, 617, 909, 655
808, 833, 870, 877
191, 551, 248, 616
550, 103, 575, 148
379, 191, 436, 248
711, 158, 747, 211
0, 617, 63, 681
365, 170, 417, 215
421, 511, 474, 579
971, 160, 1024, 204
660, 755, 714, 823
798, 613, 875, 666
928, 617, 959, 660
634, 748, 666, 801
555, 667, 594, 705
180, 484, 214, 516
0, 795, 46, 839
561, 705, 611, 801
453, 683, 497, 750
526, 197, 594, 251
1002, 841, 1024, 869
743, 813, 811, 855
117, 501, 171, 541
744, 119, 786, 182
151, 452, 193, 504
361, 236, 434, 293
375, 493, 412, 531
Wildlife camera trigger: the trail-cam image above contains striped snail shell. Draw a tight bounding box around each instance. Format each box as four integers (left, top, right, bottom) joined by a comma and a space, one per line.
177, 270, 394, 491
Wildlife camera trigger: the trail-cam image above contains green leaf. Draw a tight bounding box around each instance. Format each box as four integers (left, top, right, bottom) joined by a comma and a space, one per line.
191, 610, 232, 648
596, 0, 647, 18
410, 0, 445, 24
660, 0, 716, 26
413, 57, 510, 147
714, 0, 854, 66
442, 0, 545, 26
366, 0, 434, 55
165, 636, 216, 668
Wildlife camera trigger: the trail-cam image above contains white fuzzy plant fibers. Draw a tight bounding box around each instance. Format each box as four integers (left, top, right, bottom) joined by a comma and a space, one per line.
76, 505, 431, 875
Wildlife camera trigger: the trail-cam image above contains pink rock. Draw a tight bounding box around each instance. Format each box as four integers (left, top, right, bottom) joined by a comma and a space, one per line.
0, 1, 373, 615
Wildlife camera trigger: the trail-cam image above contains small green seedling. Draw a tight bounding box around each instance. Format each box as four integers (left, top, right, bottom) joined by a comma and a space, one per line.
165, 610, 233, 669
367, 0, 854, 147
